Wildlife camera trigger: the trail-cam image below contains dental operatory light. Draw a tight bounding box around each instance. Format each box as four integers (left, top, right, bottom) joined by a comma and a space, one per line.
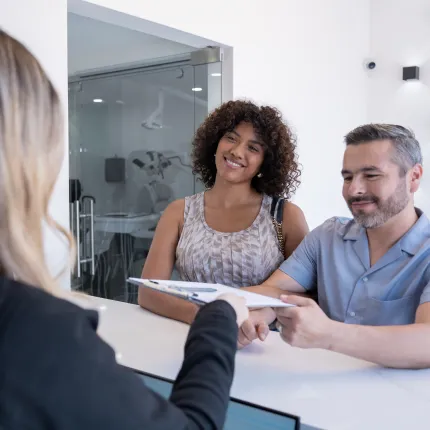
142, 91, 164, 130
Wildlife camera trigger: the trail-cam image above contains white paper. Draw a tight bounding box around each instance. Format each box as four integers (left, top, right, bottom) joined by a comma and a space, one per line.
128, 278, 295, 308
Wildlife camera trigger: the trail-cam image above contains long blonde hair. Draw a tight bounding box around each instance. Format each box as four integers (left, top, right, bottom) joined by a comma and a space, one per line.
0, 30, 74, 293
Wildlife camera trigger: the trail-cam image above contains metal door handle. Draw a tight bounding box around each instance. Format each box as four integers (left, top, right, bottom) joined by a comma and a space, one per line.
75, 200, 81, 278
89, 199, 95, 276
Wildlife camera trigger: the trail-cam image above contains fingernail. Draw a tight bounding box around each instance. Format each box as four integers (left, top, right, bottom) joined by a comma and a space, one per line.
262, 333, 267, 341
280, 295, 288, 301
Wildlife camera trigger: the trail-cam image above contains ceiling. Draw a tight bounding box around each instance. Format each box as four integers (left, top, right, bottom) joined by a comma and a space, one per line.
68, 13, 195, 75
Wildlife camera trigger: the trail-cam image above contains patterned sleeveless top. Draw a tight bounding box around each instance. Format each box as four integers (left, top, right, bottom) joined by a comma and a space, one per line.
175, 192, 285, 288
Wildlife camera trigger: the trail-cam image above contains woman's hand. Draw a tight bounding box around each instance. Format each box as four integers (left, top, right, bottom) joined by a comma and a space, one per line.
237, 308, 275, 349
216, 294, 249, 327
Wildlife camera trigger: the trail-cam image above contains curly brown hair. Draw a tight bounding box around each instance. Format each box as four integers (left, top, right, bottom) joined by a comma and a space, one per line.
191, 100, 301, 198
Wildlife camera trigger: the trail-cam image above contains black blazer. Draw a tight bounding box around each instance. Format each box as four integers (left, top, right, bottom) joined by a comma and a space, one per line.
0, 277, 238, 429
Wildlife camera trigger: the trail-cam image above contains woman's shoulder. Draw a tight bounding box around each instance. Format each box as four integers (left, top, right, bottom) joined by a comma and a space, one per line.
184, 192, 204, 204
0, 278, 120, 427
164, 192, 204, 213
0, 277, 99, 339
162, 193, 205, 229
282, 201, 306, 226
176, 193, 205, 222
263, 195, 304, 218
160, 198, 186, 226
164, 198, 186, 215
0, 277, 114, 381
262, 195, 307, 232
279, 201, 309, 251
0, 278, 101, 364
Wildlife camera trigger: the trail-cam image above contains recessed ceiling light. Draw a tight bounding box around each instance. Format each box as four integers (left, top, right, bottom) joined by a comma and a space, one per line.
93, 98, 103, 103
211, 72, 222, 77
192, 87, 203, 92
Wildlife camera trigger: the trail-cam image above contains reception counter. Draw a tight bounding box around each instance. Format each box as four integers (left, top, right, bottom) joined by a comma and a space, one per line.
80, 296, 430, 430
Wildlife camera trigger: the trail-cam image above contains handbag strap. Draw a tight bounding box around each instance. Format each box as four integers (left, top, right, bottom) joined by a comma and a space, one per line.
269, 197, 286, 332
270, 197, 285, 257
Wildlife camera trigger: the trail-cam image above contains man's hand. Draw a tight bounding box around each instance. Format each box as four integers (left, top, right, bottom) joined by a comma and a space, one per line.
275, 295, 336, 349
237, 308, 274, 349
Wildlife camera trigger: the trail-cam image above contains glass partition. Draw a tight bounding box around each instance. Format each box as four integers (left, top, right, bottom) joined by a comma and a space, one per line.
69, 57, 222, 302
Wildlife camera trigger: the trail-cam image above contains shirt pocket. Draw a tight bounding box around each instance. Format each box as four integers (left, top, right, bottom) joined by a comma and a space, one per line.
364, 294, 419, 326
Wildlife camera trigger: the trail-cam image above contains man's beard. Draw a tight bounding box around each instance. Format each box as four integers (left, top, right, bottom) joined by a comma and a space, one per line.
347, 180, 409, 229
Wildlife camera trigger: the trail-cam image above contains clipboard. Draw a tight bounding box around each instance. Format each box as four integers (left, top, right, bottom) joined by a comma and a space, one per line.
127, 279, 208, 305
128, 278, 295, 309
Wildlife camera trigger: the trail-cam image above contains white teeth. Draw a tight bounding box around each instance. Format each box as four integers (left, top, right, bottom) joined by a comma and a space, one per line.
226, 159, 242, 168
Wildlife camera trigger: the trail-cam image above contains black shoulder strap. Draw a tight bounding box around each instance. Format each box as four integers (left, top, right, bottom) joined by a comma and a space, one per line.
276, 198, 284, 223
270, 197, 284, 224
270, 197, 277, 217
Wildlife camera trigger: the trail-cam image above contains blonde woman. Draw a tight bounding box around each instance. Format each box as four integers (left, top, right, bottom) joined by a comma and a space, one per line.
0, 29, 248, 429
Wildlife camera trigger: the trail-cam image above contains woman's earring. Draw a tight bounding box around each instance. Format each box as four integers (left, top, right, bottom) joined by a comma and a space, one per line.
257, 173, 263, 178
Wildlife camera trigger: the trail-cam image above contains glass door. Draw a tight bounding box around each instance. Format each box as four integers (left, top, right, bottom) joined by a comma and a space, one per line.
69, 55, 222, 302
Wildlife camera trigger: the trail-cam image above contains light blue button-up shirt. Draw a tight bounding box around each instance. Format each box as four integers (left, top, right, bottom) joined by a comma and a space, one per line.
279, 209, 430, 325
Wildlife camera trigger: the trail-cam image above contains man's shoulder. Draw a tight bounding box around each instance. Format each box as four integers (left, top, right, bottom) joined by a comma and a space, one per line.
322, 215, 353, 227
311, 215, 355, 238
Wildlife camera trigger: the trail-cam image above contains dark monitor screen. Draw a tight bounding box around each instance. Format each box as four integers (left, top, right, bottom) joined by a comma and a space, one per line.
133, 369, 300, 430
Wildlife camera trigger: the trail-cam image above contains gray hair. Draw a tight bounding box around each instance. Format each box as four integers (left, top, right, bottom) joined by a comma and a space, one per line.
345, 124, 423, 175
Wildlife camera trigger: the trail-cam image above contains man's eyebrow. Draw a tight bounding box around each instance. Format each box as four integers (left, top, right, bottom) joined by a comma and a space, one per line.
341, 166, 383, 175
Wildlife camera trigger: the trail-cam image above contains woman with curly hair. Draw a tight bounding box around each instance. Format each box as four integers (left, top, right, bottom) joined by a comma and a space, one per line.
139, 100, 309, 340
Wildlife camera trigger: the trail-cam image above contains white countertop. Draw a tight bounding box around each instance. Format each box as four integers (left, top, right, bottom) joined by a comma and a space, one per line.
80, 296, 430, 430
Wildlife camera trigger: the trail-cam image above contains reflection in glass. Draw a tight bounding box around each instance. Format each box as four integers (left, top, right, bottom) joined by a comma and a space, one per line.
69, 61, 222, 302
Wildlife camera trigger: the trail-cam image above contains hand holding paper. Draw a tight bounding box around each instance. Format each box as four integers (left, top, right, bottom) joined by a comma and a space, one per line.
275, 295, 334, 349
216, 294, 249, 326
128, 278, 295, 309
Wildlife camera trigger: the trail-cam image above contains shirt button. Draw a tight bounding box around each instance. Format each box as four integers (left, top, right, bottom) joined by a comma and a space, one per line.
349, 311, 356, 317
362, 277, 368, 282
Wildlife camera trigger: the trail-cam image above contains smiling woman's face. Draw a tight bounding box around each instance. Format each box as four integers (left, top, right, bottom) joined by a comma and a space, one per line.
214, 122, 265, 186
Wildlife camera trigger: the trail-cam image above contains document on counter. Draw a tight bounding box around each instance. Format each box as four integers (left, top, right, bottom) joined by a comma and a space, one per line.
127, 278, 295, 308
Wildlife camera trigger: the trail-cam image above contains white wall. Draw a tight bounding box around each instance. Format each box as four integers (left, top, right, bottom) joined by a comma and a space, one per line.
78, 0, 371, 229
1, 0, 70, 288
368, 0, 430, 215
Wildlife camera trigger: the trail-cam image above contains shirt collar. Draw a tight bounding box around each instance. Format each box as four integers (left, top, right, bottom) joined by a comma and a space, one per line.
343, 208, 430, 256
